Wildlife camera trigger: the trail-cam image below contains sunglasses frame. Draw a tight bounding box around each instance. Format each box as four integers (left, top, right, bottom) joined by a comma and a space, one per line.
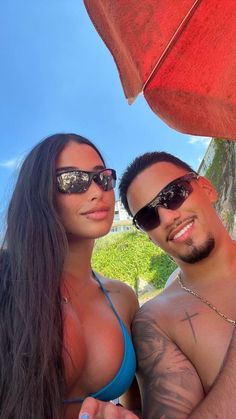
56, 168, 116, 194
133, 172, 199, 231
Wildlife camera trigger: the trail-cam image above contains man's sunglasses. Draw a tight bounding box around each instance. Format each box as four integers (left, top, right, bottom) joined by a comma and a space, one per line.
56, 168, 116, 194
133, 172, 199, 231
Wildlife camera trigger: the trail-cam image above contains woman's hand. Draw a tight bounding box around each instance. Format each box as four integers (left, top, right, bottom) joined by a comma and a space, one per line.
79, 397, 140, 418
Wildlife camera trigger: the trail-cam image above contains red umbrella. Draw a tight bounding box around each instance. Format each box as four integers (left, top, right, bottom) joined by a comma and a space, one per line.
84, 0, 236, 140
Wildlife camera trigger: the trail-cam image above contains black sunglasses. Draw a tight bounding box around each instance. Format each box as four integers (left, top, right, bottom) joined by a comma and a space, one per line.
56, 168, 116, 194
133, 172, 199, 231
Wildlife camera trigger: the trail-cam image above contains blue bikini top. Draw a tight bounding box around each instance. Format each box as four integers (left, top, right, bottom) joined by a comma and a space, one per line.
63, 273, 137, 403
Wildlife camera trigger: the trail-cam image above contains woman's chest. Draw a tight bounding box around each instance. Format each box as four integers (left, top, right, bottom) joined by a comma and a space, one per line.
63, 300, 126, 397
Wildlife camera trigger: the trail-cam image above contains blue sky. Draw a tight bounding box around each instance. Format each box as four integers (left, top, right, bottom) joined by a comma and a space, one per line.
0, 1, 210, 227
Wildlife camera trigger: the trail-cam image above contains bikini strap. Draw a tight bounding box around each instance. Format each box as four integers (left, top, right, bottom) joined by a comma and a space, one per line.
92, 271, 121, 322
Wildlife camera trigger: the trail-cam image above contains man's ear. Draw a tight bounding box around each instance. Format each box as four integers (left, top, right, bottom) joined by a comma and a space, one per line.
198, 176, 218, 203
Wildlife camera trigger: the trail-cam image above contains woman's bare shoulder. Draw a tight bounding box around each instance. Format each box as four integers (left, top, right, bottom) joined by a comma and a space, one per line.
94, 272, 139, 317
95, 271, 134, 292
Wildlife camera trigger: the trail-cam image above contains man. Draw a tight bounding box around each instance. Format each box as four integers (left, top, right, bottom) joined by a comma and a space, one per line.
119, 151, 236, 418
79, 151, 236, 418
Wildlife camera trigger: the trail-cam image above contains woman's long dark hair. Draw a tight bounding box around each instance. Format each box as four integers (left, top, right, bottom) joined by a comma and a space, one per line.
0, 133, 105, 419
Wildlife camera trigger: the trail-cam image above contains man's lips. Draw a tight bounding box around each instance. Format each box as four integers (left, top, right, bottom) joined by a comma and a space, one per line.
168, 218, 195, 242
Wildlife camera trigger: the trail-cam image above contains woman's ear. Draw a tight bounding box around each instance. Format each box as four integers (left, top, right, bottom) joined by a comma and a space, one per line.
198, 176, 218, 203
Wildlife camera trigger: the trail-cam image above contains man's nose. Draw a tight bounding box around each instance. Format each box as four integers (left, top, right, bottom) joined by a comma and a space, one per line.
157, 205, 181, 227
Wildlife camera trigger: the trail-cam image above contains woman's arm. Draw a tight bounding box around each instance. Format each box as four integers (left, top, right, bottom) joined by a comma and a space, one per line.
79, 397, 139, 418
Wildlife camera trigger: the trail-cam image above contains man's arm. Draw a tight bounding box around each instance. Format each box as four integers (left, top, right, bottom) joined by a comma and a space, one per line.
132, 307, 204, 419
189, 327, 236, 418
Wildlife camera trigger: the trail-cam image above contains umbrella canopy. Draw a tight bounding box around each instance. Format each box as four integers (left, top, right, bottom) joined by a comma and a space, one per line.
84, 0, 236, 140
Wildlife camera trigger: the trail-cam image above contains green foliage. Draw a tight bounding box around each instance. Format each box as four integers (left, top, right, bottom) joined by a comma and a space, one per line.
221, 208, 235, 232
92, 230, 177, 290
204, 138, 235, 233
205, 138, 225, 190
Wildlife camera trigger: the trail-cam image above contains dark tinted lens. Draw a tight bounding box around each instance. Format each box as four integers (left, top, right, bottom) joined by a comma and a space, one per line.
134, 180, 193, 231
57, 169, 116, 194
160, 181, 192, 210
134, 206, 159, 231
96, 169, 116, 191
57, 171, 90, 193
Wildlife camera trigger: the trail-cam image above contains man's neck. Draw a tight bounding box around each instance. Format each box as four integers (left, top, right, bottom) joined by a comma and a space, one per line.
176, 236, 236, 286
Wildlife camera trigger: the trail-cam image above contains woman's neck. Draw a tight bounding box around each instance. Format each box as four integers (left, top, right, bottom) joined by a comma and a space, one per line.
63, 238, 95, 285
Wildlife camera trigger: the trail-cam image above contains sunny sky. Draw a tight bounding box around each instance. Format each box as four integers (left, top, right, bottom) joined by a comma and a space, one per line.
0, 1, 211, 233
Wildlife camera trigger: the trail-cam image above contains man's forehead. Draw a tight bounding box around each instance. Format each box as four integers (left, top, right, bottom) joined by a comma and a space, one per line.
127, 162, 187, 214
130, 161, 187, 190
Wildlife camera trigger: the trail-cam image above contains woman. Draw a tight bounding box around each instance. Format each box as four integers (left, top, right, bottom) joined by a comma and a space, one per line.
0, 134, 140, 419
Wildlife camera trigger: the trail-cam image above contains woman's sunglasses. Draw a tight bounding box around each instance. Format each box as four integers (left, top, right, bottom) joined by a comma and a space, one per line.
133, 172, 199, 231
56, 168, 116, 194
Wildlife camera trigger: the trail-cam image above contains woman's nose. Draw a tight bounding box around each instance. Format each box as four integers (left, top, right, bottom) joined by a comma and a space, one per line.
89, 178, 104, 200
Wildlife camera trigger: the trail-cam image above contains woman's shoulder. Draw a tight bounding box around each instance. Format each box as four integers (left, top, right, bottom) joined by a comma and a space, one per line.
94, 272, 139, 318
95, 271, 135, 294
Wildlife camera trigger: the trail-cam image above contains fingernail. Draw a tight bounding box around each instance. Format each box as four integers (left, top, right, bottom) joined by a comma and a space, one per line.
80, 414, 90, 419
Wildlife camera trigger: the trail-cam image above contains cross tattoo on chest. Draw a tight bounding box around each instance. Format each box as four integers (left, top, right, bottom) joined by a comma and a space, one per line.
181, 311, 199, 343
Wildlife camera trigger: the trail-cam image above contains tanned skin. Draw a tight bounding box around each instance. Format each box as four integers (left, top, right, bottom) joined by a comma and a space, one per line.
79, 159, 236, 419
127, 161, 236, 419
133, 310, 204, 419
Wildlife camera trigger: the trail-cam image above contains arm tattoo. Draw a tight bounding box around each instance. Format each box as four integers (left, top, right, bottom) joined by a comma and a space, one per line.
132, 310, 204, 419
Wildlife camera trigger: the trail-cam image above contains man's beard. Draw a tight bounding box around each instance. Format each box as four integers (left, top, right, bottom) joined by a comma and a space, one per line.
179, 235, 215, 264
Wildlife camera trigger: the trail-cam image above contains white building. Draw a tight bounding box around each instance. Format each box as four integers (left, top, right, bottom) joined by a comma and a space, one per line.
110, 200, 133, 234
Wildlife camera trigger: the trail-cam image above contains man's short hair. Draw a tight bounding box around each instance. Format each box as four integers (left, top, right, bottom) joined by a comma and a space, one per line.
119, 151, 196, 216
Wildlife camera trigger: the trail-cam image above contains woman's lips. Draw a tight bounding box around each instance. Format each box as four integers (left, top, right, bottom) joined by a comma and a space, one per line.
82, 207, 110, 220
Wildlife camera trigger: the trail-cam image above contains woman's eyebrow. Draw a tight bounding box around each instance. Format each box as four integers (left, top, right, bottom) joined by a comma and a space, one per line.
56, 165, 105, 172
93, 165, 106, 170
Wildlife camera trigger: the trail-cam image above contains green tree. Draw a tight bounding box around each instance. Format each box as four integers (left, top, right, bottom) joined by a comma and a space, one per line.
204, 138, 236, 235
92, 230, 177, 291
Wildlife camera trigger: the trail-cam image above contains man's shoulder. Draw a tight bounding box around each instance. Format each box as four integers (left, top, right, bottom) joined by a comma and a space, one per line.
164, 267, 180, 288
139, 279, 178, 314
133, 278, 181, 338
133, 292, 167, 327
